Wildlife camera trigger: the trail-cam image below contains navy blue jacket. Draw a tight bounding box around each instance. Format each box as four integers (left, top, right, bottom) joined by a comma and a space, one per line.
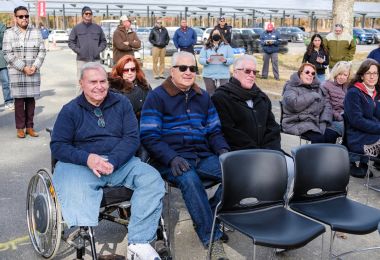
368, 47, 380, 64
51, 91, 139, 170
344, 84, 380, 154
260, 30, 280, 54
140, 78, 230, 166
173, 27, 197, 49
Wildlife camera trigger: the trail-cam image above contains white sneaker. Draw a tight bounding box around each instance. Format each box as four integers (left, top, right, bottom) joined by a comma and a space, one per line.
127, 243, 161, 260
5, 103, 14, 111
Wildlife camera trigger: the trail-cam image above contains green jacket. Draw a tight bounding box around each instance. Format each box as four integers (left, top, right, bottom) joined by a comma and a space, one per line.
0, 22, 7, 69
323, 32, 356, 68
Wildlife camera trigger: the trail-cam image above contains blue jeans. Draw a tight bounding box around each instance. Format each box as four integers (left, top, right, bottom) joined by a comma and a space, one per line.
329, 120, 344, 136
316, 73, 326, 83
52, 156, 165, 244
157, 155, 223, 247
0, 68, 12, 104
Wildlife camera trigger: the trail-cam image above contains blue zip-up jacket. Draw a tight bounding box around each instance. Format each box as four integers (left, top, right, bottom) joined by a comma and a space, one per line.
140, 78, 230, 166
344, 84, 380, 154
260, 30, 280, 54
173, 27, 197, 49
368, 47, 380, 64
199, 42, 234, 79
51, 91, 139, 170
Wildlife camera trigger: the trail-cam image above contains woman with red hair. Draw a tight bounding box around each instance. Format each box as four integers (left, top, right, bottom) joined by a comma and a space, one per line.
108, 55, 151, 120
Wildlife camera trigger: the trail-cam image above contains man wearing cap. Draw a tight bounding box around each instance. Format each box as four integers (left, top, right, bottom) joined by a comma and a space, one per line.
68, 6, 107, 80
324, 24, 356, 69
149, 19, 170, 79
113, 15, 141, 64
260, 23, 280, 80
214, 17, 232, 44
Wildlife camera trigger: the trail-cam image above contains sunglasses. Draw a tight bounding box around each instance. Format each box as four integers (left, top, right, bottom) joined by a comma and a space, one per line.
123, 67, 136, 73
84, 12, 93, 16
304, 70, 316, 76
16, 15, 29, 19
173, 65, 197, 73
94, 108, 105, 128
236, 68, 258, 75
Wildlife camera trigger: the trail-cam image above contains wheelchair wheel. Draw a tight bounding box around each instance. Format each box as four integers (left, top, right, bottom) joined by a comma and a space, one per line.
26, 169, 62, 259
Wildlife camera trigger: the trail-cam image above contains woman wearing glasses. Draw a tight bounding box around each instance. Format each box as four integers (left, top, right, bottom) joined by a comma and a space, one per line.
344, 59, 380, 157
322, 61, 352, 136
199, 28, 234, 95
108, 55, 151, 120
282, 63, 338, 143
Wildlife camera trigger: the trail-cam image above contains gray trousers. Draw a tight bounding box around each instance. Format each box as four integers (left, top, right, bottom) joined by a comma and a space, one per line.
262, 52, 279, 80
203, 78, 229, 96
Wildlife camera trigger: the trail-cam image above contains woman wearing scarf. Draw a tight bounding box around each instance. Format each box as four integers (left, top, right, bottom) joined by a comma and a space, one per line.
344, 58, 380, 157
199, 28, 234, 95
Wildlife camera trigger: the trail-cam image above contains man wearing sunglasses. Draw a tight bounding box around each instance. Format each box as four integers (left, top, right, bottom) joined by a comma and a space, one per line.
3, 6, 46, 138
51, 62, 165, 260
140, 51, 230, 259
68, 6, 107, 82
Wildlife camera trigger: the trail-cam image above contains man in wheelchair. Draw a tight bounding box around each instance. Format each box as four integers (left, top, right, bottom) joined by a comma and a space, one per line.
50, 62, 165, 260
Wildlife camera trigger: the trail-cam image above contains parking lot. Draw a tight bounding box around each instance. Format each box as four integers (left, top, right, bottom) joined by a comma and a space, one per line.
0, 42, 380, 260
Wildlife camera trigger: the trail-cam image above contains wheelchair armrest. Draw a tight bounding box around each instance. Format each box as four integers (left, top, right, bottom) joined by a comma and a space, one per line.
46, 128, 53, 136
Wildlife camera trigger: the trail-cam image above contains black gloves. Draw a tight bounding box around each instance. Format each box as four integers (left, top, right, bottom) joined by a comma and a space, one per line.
170, 156, 191, 176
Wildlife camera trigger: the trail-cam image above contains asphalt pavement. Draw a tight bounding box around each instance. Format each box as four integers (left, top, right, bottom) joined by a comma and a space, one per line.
1, 43, 380, 260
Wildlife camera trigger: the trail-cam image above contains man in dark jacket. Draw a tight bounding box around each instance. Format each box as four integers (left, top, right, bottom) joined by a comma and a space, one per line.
51, 62, 165, 260
148, 19, 170, 79
212, 54, 294, 198
260, 23, 280, 80
68, 6, 107, 81
214, 17, 232, 44
140, 51, 230, 259
112, 15, 141, 63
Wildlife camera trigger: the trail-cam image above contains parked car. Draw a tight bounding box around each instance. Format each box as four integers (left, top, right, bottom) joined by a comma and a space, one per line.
202, 27, 213, 44
192, 27, 205, 45
276, 27, 308, 42
363, 28, 380, 44
48, 30, 69, 43
136, 27, 151, 36
252, 27, 264, 36
353, 28, 373, 45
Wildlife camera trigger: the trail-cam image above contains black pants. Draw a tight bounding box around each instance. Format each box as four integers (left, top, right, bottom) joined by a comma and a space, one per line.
302, 129, 339, 144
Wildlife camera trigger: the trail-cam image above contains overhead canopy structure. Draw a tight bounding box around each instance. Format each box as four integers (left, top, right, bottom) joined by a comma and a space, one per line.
21, 0, 380, 19
0, 0, 27, 12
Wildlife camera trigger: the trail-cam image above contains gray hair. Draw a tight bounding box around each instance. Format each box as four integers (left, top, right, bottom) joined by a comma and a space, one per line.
80, 62, 107, 80
171, 51, 195, 66
328, 61, 352, 81
233, 55, 257, 69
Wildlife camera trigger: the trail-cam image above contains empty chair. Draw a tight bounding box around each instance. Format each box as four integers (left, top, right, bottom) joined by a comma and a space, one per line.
208, 149, 325, 259
290, 143, 380, 259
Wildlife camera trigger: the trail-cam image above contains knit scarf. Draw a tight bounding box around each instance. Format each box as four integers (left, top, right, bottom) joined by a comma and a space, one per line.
217, 77, 259, 101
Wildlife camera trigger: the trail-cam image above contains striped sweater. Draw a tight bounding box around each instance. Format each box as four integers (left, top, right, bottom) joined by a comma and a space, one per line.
140, 77, 229, 166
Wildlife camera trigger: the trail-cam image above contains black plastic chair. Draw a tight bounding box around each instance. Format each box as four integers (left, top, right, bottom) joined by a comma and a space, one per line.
289, 143, 380, 259
208, 149, 325, 260
279, 100, 311, 145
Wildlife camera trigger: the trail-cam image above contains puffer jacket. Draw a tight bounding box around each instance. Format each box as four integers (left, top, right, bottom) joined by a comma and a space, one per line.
282, 73, 332, 135
323, 32, 356, 68
149, 26, 170, 48
323, 80, 347, 121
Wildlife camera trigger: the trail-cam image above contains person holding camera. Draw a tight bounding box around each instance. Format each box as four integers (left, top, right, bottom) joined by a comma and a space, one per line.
303, 34, 329, 83
260, 23, 280, 80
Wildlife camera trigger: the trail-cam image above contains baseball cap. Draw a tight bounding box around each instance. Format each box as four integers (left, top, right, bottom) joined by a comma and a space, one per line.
82, 6, 92, 15
120, 15, 130, 22
219, 16, 225, 21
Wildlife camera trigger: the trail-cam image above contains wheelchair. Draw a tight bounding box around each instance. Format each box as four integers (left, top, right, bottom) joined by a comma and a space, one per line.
26, 129, 171, 260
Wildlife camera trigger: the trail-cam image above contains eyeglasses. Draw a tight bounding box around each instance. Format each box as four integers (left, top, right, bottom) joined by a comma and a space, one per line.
84, 12, 93, 16
303, 70, 316, 76
173, 65, 197, 73
364, 72, 379, 77
94, 108, 105, 128
236, 68, 258, 76
123, 67, 136, 73
16, 15, 29, 19
156, 21, 162, 24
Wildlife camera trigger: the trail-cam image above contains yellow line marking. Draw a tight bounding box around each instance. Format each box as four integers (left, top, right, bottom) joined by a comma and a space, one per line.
0, 235, 30, 252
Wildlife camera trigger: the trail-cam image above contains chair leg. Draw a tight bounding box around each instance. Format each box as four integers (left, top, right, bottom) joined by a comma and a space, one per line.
321, 231, 324, 260
88, 227, 98, 260
207, 209, 219, 260
329, 231, 336, 260
253, 242, 256, 260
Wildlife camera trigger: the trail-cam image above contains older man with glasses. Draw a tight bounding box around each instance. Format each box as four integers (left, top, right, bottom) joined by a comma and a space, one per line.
3, 6, 46, 138
140, 51, 230, 260
50, 62, 165, 260
324, 23, 356, 69
68, 6, 107, 83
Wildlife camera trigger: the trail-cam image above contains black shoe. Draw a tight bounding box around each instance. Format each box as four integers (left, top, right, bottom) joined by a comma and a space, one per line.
159, 76, 166, 79
220, 232, 229, 243
350, 163, 367, 178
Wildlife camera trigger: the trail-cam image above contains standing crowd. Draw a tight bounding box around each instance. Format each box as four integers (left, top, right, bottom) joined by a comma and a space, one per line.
1, 5, 380, 260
